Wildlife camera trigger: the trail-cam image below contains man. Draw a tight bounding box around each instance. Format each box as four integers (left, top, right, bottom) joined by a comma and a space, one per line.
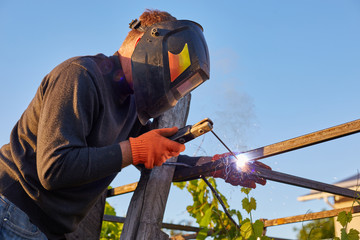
0, 10, 266, 239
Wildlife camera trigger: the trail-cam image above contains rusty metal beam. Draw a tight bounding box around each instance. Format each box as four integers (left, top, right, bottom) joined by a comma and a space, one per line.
263, 205, 360, 227
173, 118, 360, 182
104, 205, 360, 231
107, 182, 138, 198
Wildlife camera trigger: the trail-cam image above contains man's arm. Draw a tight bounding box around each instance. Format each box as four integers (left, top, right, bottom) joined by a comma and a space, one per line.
37, 63, 125, 191
119, 141, 133, 168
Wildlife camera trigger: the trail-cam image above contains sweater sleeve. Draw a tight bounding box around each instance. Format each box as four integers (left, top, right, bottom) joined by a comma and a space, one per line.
37, 61, 122, 190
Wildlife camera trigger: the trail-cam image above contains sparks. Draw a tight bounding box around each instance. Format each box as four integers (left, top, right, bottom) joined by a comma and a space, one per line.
234, 154, 248, 169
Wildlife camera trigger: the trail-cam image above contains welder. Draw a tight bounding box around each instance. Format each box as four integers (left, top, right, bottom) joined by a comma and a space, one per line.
0, 10, 266, 239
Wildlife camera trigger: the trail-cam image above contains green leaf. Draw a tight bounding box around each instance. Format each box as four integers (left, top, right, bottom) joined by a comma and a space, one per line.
341, 228, 348, 240
340, 228, 359, 240
240, 221, 253, 239
101, 201, 122, 239
196, 228, 209, 240
104, 201, 116, 216
253, 220, 264, 237
199, 206, 213, 227
188, 180, 199, 192
198, 179, 207, 192
242, 197, 256, 214
337, 211, 352, 227
249, 197, 256, 211
236, 210, 243, 223
242, 198, 250, 213
198, 193, 204, 204
208, 177, 217, 186
348, 229, 360, 240
241, 187, 251, 195
173, 181, 187, 189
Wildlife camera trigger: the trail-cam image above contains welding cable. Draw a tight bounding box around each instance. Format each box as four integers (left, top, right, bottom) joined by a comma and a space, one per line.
200, 175, 241, 229
163, 162, 241, 229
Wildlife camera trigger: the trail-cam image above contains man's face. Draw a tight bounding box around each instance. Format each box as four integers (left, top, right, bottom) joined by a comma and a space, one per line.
118, 35, 143, 89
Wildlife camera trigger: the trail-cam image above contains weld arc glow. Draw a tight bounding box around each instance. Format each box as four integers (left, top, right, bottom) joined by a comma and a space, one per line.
235, 154, 249, 169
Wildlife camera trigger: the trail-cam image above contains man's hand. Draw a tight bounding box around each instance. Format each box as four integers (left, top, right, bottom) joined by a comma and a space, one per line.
210, 152, 271, 188
129, 127, 185, 169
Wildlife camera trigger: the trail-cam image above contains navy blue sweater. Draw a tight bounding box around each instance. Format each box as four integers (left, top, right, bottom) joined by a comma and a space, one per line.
0, 54, 142, 239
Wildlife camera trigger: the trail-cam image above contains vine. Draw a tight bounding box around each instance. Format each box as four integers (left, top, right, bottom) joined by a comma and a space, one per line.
334, 193, 360, 240
173, 178, 270, 239
334, 210, 359, 240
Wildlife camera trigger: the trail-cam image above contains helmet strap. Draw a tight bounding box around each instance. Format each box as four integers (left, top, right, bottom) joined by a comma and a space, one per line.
129, 19, 147, 32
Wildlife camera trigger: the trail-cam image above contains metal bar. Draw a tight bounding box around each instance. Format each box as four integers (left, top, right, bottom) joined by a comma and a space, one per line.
173, 118, 360, 182
263, 205, 360, 227
107, 182, 138, 198
173, 165, 359, 200
103, 215, 126, 223
253, 165, 360, 199
251, 118, 360, 161
103, 215, 202, 232
104, 207, 360, 239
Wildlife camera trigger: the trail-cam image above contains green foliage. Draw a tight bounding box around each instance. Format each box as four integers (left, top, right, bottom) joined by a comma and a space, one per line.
294, 209, 359, 240
333, 185, 360, 240
242, 197, 256, 214
333, 210, 360, 240
338, 211, 353, 228
174, 178, 270, 239
100, 201, 123, 240
294, 217, 335, 240
341, 229, 360, 240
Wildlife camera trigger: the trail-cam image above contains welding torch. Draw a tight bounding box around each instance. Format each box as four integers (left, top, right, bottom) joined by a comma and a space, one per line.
168, 118, 213, 144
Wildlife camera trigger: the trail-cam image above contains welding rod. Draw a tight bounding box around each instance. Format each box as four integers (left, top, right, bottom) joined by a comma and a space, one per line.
252, 165, 360, 199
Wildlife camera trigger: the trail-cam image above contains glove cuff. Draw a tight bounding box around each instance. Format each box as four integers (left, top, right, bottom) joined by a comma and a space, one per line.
129, 137, 147, 165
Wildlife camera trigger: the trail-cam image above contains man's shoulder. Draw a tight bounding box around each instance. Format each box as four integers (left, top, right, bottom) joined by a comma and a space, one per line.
57, 54, 108, 72
46, 54, 114, 85
40, 54, 109, 94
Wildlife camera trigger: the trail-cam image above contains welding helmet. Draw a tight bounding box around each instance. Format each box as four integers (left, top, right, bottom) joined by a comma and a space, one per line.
130, 19, 210, 125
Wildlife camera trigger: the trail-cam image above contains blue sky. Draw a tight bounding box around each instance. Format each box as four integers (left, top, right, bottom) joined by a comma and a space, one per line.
1, 1, 360, 238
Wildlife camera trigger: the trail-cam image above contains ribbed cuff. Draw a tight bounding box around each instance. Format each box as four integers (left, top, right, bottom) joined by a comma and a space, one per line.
129, 137, 147, 165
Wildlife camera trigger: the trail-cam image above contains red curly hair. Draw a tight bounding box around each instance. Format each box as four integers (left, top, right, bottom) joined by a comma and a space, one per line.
119, 9, 176, 55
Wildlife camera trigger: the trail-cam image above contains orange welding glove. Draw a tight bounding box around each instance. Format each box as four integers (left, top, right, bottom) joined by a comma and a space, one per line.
210, 152, 271, 188
129, 127, 185, 169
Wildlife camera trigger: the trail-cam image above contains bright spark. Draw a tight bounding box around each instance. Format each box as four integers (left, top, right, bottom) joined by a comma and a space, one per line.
235, 154, 248, 169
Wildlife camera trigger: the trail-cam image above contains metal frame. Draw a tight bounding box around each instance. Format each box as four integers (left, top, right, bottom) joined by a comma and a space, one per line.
173, 119, 360, 199
105, 118, 360, 239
